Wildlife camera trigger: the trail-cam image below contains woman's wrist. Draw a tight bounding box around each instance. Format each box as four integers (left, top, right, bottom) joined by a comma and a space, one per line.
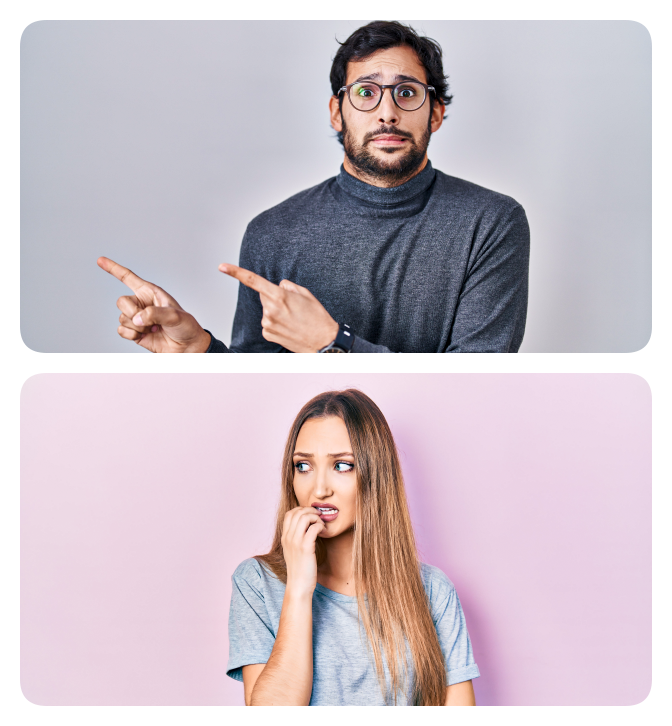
284, 579, 316, 602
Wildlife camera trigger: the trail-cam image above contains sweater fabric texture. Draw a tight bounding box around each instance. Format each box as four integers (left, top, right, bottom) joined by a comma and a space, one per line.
207, 161, 529, 353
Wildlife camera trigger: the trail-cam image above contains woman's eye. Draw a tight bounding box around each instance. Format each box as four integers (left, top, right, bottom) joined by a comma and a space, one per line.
295, 462, 310, 473
335, 461, 354, 472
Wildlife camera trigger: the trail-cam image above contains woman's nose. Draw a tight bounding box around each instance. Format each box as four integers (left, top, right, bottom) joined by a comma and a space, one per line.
314, 467, 333, 497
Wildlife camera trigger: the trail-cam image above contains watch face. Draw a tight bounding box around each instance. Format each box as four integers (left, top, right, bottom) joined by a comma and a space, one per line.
320, 348, 348, 363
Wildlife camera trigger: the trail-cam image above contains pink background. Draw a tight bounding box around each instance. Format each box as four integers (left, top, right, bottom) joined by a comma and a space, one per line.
20, 374, 651, 706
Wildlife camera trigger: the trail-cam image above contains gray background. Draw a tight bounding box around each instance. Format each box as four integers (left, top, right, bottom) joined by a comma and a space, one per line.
20, 20, 652, 353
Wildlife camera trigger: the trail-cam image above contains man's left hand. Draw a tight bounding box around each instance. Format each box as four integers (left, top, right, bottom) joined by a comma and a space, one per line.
219, 264, 339, 353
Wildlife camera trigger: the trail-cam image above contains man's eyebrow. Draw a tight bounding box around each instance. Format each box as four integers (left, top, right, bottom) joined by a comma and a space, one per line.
354, 72, 423, 84
292, 451, 354, 458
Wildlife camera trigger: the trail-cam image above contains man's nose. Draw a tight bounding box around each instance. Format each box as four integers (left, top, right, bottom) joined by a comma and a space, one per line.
377, 88, 400, 125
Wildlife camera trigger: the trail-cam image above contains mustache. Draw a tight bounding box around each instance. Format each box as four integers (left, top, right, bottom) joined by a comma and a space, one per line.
363, 125, 415, 144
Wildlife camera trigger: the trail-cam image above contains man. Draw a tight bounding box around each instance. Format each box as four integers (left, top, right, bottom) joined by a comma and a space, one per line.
99, 21, 530, 353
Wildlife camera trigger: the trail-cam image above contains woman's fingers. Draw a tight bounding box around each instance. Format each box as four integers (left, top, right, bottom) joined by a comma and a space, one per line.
305, 519, 325, 543
283, 507, 320, 542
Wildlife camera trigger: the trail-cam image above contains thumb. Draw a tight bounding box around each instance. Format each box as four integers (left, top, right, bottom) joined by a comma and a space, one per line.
132, 305, 182, 329
151, 286, 184, 311
279, 279, 314, 298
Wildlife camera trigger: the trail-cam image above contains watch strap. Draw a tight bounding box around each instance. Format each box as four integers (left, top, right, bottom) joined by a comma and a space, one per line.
334, 323, 354, 352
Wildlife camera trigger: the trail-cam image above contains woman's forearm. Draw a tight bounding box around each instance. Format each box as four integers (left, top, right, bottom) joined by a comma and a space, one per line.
250, 588, 314, 705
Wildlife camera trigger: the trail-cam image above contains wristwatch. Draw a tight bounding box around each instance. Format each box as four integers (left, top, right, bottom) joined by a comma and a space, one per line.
318, 323, 354, 353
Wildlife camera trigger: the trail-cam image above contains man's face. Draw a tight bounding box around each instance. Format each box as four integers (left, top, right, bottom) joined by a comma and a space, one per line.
329, 45, 445, 187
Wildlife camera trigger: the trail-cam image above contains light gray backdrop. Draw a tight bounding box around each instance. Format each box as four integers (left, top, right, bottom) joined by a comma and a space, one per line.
20, 20, 651, 353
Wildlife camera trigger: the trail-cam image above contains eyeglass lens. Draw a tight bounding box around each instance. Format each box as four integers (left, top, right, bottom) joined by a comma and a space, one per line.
349, 82, 427, 111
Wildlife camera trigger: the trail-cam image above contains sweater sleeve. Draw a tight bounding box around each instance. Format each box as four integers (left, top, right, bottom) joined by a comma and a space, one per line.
445, 203, 530, 353
205, 221, 285, 353
350, 335, 398, 363
226, 224, 287, 353
204, 330, 231, 353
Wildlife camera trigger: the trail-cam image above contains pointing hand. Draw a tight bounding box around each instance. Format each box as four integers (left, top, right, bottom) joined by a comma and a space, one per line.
219, 264, 339, 353
98, 257, 211, 353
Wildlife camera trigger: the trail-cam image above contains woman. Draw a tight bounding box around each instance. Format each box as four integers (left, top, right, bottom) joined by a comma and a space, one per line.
226, 389, 479, 706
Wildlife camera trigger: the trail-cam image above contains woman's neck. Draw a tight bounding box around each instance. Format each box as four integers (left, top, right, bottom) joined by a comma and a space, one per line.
317, 529, 356, 596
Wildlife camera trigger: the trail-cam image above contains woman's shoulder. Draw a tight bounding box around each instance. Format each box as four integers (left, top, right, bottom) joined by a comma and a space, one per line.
232, 557, 274, 583
232, 557, 283, 588
419, 562, 457, 603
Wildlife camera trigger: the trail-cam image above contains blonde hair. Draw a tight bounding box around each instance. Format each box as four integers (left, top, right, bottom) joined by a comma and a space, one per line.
256, 389, 446, 705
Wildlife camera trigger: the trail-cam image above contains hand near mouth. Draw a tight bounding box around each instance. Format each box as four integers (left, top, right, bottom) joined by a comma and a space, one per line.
281, 507, 326, 598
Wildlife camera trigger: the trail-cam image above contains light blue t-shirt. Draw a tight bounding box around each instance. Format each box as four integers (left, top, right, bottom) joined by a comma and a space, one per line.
226, 557, 480, 705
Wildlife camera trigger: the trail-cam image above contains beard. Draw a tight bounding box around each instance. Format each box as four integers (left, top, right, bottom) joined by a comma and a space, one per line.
341, 116, 432, 186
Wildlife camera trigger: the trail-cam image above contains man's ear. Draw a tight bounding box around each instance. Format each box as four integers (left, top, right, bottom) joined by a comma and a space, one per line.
430, 101, 445, 133
329, 95, 343, 132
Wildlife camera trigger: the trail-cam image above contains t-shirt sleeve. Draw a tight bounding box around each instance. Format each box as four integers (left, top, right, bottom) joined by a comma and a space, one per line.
226, 559, 277, 681
427, 567, 481, 686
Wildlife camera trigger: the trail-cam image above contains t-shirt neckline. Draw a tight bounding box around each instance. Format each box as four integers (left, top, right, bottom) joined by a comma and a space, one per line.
314, 582, 359, 603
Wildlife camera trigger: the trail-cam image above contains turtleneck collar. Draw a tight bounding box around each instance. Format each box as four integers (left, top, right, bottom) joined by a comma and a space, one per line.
335, 160, 436, 213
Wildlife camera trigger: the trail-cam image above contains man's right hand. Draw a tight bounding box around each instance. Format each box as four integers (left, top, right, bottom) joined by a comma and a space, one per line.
97, 257, 211, 353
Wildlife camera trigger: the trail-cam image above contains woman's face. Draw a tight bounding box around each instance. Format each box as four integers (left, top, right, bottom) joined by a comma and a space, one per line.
292, 416, 357, 538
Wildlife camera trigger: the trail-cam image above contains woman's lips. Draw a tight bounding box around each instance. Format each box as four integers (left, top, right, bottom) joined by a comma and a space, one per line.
313, 505, 339, 522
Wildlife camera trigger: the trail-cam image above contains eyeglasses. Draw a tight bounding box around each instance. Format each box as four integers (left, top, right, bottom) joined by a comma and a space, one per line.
338, 80, 435, 112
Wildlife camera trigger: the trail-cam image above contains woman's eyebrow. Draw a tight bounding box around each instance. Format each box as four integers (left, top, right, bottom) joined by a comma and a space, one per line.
292, 451, 354, 458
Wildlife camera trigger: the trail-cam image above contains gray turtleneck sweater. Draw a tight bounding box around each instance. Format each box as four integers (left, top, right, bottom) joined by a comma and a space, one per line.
207, 161, 529, 353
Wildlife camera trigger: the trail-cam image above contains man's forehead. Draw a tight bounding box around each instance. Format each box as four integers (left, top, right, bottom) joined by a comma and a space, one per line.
345, 46, 427, 84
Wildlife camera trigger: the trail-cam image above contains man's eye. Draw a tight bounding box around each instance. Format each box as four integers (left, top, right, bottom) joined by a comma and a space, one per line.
295, 462, 310, 472
398, 88, 415, 98
335, 462, 354, 472
357, 88, 374, 97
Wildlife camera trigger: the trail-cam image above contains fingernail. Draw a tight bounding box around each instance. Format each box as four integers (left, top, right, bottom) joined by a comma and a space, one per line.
151, 325, 159, 332
132, 314, 143, 325
219, 264, 228, 273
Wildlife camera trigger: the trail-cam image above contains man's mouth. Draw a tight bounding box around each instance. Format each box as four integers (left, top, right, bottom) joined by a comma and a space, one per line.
370, 135, 408, 146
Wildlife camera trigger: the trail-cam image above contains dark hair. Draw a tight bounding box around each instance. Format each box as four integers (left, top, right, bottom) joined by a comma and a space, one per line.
330, 21, 453, 112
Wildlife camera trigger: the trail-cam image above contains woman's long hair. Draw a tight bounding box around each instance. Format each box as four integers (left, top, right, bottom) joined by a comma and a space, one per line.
255, 389, 446, 706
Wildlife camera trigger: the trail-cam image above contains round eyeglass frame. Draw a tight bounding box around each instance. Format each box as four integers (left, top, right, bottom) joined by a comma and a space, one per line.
338, 80, 436, 112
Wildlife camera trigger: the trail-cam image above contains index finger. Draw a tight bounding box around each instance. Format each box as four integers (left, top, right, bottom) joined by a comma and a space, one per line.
97, 257, 150, 293
219, 263, 279, 297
